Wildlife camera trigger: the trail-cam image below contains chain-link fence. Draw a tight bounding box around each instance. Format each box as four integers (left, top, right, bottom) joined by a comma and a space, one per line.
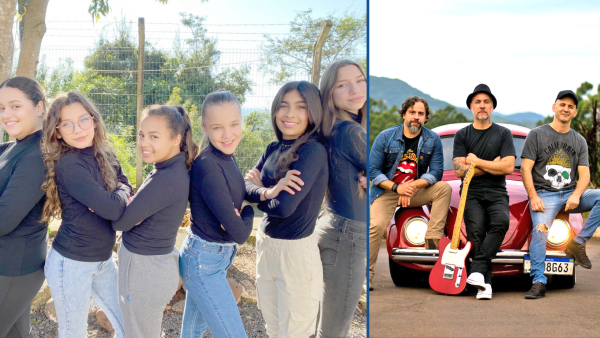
32, 20, 365, 186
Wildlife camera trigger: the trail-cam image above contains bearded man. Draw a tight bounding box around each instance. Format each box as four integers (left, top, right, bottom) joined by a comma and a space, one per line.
368, 96, 451, 290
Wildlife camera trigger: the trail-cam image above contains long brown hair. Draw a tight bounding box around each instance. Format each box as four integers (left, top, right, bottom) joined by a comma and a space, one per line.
142, 105, 199, 168
320, 60, 367, 198
272, 81, 323, 180
320, 59, 367, 137
41, 92, 118, 221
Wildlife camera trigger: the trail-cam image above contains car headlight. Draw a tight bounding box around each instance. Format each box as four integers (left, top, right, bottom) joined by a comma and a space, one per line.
547, 219, 571, 247
403, 217, 428, 246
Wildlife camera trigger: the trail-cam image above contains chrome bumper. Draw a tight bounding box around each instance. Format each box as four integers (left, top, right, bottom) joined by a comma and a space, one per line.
391, 248, 569, 264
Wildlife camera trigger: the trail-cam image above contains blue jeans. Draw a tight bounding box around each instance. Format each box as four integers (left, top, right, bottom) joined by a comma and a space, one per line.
530, 188, 600, 284
179, 233, 246, 338
314, 211, 366, 338
44, 247, 125, 338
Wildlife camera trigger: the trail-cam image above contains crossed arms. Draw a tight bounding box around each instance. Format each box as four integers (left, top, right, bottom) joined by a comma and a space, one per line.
453, 154, 515, 178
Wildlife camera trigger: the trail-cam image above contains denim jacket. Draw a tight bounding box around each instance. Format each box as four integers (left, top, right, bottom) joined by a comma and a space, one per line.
369, 125, 444, 203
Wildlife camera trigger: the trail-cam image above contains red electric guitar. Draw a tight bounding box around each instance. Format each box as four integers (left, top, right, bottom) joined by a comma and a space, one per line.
429, 162, 476, 295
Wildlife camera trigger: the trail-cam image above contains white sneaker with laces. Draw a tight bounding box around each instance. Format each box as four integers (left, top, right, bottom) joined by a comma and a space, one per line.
476, 283, 492, 300
466, 272, 486, 290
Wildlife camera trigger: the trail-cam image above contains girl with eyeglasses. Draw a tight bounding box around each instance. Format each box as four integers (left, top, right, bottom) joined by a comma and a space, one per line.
41, 92, 132, 338
0, 77, 48, 338
244, 81, 328, 338
315, 60, 367, 338
111, 105, 198, 338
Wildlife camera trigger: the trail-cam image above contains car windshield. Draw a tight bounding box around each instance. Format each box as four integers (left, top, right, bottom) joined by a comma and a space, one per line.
440, 135, 526, 171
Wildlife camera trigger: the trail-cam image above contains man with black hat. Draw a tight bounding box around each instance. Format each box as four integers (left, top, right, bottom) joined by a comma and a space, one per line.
452, 84, 516, 300
521, 90, 600, 299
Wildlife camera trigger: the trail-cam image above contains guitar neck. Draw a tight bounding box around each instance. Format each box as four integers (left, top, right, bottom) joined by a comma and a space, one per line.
450, 163, 476, 250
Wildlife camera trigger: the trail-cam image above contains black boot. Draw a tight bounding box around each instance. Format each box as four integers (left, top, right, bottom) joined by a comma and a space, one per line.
525, 282, 546, 299
567, 239, 592, 269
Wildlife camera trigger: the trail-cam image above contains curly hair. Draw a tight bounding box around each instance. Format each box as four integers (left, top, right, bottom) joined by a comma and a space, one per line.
398, 96, 431, 123
41, 92, 118, 222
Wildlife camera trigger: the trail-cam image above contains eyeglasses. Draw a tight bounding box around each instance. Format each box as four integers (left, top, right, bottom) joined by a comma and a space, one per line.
57, 115, 94, 135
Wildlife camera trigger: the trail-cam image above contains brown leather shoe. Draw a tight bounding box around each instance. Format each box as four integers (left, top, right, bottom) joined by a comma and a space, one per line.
425, 238, 439, 249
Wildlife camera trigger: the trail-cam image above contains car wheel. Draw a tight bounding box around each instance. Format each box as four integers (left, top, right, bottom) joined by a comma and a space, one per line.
389, 257, 425, 287
552, 266, 576, 289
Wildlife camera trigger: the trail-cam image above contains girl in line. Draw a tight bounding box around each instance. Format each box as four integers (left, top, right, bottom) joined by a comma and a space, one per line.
41, 92, 132, 338
0, 77, 48, 338
315, 60, 367, 338
245, 81, 328, 338
112, 105, 198, 338
179, 91, 254, 338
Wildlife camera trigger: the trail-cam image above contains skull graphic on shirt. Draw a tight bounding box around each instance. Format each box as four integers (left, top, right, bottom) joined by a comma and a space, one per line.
543, 165, 571, 189
543, 149, 572, 189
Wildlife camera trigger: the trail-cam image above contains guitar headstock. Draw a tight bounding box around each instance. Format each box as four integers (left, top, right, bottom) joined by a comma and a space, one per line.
463, 162, 476, 186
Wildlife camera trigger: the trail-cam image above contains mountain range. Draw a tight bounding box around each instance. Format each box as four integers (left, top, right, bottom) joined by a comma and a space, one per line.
369, 76, 546, 128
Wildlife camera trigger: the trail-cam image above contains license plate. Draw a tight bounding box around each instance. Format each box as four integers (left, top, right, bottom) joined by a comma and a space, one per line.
523, 256, 574, 275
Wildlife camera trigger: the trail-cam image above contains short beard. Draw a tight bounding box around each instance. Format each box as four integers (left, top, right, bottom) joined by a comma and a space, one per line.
406, 121, 422, 133
475, 112, 489, 122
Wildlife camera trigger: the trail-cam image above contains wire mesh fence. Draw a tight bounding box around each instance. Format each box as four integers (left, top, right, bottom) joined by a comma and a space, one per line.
31, 20, 365, 186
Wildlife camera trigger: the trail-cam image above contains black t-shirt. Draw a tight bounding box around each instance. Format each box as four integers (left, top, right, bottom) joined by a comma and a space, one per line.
453, 123, 516, 192
391, 131, 420, 184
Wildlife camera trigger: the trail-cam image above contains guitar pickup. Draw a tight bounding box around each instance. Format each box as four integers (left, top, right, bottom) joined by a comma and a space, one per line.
443, 264, 455, 279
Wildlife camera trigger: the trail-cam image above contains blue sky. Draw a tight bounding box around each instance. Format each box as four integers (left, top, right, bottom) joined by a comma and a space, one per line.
369, 0, 600, 116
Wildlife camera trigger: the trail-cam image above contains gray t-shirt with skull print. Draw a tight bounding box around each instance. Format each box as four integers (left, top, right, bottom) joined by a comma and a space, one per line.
521, 124, 588, 192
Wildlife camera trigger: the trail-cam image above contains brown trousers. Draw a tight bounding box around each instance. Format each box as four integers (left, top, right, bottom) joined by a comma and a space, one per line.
368, 181, 452, 282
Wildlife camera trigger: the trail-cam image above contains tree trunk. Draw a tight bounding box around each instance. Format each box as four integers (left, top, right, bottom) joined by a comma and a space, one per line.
0, 0, 17, 142
15, 0, 49, 79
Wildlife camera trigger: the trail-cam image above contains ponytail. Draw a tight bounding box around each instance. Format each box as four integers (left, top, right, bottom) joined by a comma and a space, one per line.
143, 105, 199, 169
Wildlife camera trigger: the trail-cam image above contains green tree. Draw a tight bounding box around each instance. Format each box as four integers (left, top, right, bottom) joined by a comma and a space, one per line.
368, 98, 401, 148
260, 9, 366, 84
235, 110, 275, 175
427, 105, 469, 129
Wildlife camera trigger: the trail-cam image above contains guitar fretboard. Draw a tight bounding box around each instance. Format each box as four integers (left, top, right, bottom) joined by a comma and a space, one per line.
450, 163, 476, 250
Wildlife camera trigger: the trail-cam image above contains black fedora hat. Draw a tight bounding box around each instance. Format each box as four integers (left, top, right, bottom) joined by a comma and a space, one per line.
466, 84, 497, 109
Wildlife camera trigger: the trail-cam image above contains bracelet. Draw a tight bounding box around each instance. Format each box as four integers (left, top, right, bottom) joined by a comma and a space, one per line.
391, 183, 399, 193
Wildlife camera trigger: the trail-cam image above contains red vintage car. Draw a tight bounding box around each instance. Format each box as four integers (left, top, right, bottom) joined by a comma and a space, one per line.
387, 123, 582, 289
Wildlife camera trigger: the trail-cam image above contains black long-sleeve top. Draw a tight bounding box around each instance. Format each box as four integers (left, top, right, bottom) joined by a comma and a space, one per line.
52, 146, 133, 262
325, 114, 367, 222
189, 144, 254, 244
112, 152, 189, 255
245, 138, 328, 240
0, 130, 48, 276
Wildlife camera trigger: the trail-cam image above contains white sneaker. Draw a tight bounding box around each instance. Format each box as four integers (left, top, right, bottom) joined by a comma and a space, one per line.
466, 272, 486, 290
476, 283, 492, 300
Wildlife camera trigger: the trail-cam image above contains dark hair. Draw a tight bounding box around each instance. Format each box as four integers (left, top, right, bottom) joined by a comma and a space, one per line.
200, 90, 241, 152
271, 81, 323, 179
320, 59, 366, 136
398, 96, 431, 123
142, 105, 199, 169
0, 76, 46, 111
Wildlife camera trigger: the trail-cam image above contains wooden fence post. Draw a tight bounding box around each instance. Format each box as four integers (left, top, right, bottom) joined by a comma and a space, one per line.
135, 17, 145, 188
310, 20, 333, 87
